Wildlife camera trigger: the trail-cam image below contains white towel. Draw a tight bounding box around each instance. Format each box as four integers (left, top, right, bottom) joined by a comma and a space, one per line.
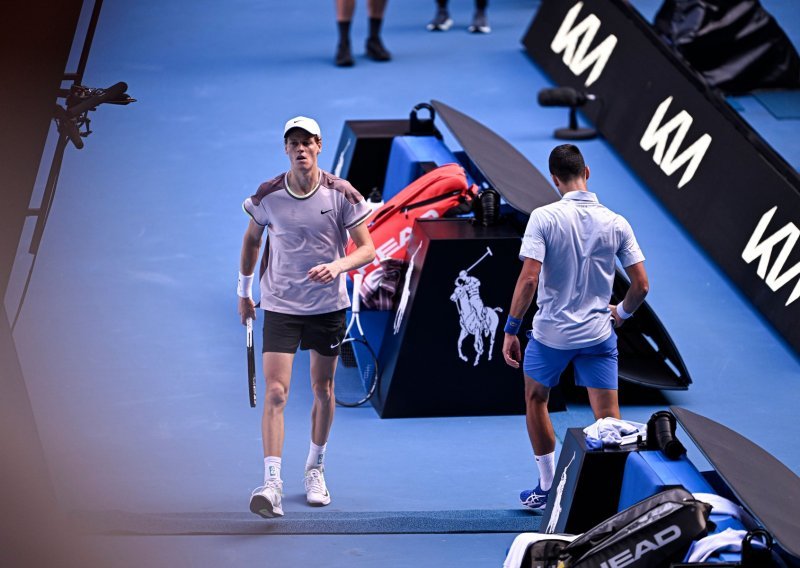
692, 492, 744, 520
583, 418, 646, 449
684, 528, 749, 562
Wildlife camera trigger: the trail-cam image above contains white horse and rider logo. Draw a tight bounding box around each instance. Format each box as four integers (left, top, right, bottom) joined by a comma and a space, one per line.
449, 247, 502, 366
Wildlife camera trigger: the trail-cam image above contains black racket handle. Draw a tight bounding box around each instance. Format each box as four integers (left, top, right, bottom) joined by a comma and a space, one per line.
247, 318, 256, 408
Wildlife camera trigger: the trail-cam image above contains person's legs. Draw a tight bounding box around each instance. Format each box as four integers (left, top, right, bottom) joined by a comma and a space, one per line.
520, 337, 572, 509
573, 334, 620, 419
251, 310, 302, 518
427, 0, 452, 31
522, 377, 556, 507
298, 310, 344, 506
262, 352, 295, 457
250, 351, 294, 518
587, 387, 620, 420
335, 0, 355, 66
301, 351, 337, 506
367, 0, 387, 18
524, 377, 555, 456
469, 0, 490, 33
366, 0, 391, 60
309, 350, 337, 448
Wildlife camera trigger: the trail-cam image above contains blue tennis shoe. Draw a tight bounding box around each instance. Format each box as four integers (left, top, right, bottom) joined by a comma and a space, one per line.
520, 484, 550, 510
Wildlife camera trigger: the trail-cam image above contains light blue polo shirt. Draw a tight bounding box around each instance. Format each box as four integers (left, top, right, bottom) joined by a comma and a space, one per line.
520, 190, 644, 349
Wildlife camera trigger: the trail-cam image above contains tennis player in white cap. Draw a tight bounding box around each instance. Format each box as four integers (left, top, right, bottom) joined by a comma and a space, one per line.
237, 116, 375, 518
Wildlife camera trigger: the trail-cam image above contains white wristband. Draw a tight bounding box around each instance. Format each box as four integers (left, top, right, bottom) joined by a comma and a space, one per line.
616, 301, 632, 320
237, 272, 254, 299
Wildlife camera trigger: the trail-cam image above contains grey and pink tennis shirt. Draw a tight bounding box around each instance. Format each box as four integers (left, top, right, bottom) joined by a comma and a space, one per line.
243, 170, 371, 315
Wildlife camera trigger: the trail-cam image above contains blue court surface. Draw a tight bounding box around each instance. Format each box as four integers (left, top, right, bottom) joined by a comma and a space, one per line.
6, 0, 800, 566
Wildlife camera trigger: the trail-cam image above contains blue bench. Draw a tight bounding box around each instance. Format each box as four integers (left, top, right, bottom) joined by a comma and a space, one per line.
619, 450, 746, 560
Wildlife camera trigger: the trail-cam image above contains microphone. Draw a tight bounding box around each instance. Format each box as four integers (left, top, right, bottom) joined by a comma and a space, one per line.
537, 87, 596, 107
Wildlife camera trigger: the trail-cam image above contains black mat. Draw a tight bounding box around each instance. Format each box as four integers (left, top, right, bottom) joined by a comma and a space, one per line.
73, 509, 542, 536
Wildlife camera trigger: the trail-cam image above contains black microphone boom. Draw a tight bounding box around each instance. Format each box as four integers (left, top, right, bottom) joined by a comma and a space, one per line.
536, 86, 598, 140
537, 87, 594, 107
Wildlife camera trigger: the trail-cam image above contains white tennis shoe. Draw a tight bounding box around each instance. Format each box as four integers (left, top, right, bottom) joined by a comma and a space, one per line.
250, 479, 284, 518
304, 467, 331, 506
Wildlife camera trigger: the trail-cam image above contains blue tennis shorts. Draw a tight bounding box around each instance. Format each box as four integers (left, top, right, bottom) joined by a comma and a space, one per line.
523, 332, 618, 390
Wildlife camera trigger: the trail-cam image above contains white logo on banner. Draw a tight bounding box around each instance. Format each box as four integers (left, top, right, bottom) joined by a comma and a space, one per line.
551, 2, 618, 87
546, 451, 576, 534
333, 138, 351, 177
742, 206, 800, 306
640, 96, 712, 189
393, 244, 421, 335
449, 248, 502, 366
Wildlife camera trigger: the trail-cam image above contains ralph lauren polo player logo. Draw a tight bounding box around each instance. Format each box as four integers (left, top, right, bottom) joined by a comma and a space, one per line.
449, 247, 502, 366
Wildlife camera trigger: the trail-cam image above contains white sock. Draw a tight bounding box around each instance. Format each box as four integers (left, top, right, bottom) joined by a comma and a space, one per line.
306, 441, 327, 471
535, 452, 556, 491
264, 456, 282, 484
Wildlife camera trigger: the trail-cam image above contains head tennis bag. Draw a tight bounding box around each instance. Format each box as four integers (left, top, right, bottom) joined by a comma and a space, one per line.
561, 487, 711, 568
346, 163, 475, 287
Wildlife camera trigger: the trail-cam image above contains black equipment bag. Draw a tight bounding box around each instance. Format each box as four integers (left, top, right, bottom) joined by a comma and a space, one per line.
653, 0, 800, 93
521, 537, 572, 568
505, 533, 578, 568
562, 487, 711, 567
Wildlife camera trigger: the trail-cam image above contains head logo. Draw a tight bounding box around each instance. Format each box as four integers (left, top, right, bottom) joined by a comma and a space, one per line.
599, 525, 682, 568
551, 2, 618, 87
742, 206, 800, 306
640, 96, 712, 189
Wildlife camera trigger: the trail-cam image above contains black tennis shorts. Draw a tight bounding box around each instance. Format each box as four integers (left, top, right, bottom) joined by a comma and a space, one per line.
262, 309, 346, 357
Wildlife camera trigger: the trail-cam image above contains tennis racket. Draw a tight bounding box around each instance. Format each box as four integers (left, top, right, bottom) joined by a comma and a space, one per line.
334, 273, 380, 408
246, 317, 256, 408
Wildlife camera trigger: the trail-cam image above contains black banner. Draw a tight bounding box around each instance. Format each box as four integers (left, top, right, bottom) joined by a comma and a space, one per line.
523, 0, 800, 354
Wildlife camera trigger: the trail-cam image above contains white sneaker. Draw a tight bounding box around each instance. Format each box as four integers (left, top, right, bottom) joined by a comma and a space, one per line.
304, 467, 331, 506
249, 479, 284, 518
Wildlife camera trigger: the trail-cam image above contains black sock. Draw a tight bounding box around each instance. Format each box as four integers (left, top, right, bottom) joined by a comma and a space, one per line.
338, 20, 351, 45
437, 0, 448, 8
476, 0, 488, 11
368, 17, 382, 40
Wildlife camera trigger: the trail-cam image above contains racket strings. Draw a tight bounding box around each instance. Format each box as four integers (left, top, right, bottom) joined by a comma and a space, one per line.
340, 340, 357, 367
335, 337, 379, 407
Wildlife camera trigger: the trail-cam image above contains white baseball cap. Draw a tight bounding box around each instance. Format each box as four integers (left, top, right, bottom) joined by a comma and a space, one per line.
283, 116, 321, 138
